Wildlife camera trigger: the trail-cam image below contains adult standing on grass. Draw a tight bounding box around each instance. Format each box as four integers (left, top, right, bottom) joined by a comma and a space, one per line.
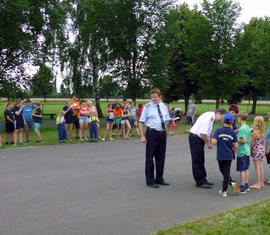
13, 99, 26, 146
32, 101, 43, 143
185, 99, 196, 133
63, 100, 74, 141
139, 88, 170, 189
4, 102, 14, 145
22, 99, 35, 143
188, 108, 226, 188
71, 94, 80, 139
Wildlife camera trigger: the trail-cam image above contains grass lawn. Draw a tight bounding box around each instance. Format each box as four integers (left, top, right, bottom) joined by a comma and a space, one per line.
151, 198, 270, 235
1, 100, 270, 123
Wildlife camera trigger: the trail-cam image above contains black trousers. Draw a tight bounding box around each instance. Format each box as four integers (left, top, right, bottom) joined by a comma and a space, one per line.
145, 128, 167, 185
188, 133, 207, 186
218, 160, 233, 192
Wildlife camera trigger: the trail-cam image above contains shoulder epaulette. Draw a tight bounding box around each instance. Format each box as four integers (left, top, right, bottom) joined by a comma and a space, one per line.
145, 102, 151, 108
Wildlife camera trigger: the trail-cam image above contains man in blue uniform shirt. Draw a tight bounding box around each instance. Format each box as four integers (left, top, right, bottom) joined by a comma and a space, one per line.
139, 88, 170, 188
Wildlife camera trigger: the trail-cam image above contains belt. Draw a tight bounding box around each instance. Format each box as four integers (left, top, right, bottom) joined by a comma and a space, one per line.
147, 127, 165, 133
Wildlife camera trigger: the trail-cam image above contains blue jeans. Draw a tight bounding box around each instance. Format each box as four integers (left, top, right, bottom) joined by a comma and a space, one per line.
90, 123, 97, 141
58, 123, 67, 142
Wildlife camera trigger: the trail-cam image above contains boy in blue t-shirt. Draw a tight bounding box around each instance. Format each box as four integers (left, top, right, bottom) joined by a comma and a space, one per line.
211, 113, 239, 197
32, 101, 43, 143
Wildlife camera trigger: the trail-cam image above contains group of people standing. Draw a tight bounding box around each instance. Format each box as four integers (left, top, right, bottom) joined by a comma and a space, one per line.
56, 95, 144, 143
139, 89, 269, 197
2, 99, 43, 146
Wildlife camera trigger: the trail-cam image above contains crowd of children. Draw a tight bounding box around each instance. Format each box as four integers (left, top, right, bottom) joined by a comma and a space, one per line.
210, 104, 270, 198
1, 98, 270, 196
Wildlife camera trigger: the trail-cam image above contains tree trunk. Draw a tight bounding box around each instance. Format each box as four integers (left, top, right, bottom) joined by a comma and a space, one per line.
107, 95, 109, 102
215, 99, 219, 110
132, 93, 136, 106
251, 96, 257, 114
44, 95, 47, 102
184, 95, 189, 115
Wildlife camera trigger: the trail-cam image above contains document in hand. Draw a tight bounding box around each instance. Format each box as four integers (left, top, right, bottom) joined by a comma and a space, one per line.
162, 117, 180, 124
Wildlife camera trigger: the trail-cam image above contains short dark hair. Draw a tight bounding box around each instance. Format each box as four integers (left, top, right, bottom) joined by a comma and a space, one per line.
215, 108, 227, 115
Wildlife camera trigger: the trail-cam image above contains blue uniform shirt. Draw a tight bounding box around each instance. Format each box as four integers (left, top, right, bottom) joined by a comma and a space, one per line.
23, 104, 35, 121
139, 101, 170, 131
212, 126, 238, 161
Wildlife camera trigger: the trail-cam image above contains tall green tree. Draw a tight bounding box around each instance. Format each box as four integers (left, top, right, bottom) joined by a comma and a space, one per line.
31, 64, 55, 101
0, 0, 69, 97
243, 17, 270, 114
161, 4, 200, 113
61, 0, 115, 117
183, 0, 249, 109
99, 75, 118, 101
109, 0, 175, 104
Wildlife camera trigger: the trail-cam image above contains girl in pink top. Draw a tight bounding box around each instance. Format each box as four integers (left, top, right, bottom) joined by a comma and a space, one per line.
79, 100, 90, 140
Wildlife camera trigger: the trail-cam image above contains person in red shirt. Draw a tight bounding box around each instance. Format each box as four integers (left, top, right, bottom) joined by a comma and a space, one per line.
71, 95, 80, 139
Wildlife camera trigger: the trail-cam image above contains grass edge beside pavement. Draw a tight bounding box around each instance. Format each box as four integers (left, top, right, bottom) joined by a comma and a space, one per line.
150, 198, 270, 235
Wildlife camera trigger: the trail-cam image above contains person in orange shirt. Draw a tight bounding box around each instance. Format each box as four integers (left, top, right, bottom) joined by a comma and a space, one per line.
71, 94, 80, 139
113, 104, 122, 138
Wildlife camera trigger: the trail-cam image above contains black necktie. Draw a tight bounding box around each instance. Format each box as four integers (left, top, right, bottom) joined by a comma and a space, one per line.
157, 105, 165, 130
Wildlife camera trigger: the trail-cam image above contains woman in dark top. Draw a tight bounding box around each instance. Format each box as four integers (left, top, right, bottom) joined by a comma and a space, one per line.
4, 102, 14, 144
63, 100, 74, 141
13, 99, 25, 145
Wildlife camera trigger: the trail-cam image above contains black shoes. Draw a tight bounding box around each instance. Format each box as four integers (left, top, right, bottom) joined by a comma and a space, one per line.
156, 181, 170, 186
205, 181, 214, 186
148, 184, 159, 188
196, 184, 212, 189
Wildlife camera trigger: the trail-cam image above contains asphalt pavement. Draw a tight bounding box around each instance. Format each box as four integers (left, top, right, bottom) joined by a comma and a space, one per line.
0, 135, 269, 235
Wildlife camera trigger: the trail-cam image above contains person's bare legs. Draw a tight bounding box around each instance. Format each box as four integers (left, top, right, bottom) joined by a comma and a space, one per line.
135, 127, 140, 136
79, 123, 84, 139
25, 129, 30, 141
84, 123, 88, 139
19, 128, 23, 143
68, 123, 73, 141
122, 124, 126, 139
240, 171, 246, 186
97, 123, 101, 139
126, 123, 131, 139
14, 130, 19, 144
103, 124, 110, 139
260, 161, 264, 187
117, 124, 120, 138
109, 124, 113, 138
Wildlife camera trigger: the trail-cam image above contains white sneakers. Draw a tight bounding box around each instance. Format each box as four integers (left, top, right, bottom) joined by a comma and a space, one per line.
231, 182, 240, 195
219, 190, 227, 198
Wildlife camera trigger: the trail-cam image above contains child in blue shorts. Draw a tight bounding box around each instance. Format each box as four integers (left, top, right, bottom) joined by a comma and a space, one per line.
236, 111, 251, 193
32, 101, 43, 143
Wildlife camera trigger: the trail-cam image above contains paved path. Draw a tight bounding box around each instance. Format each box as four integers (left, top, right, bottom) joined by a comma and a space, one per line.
0, 135, 269, 235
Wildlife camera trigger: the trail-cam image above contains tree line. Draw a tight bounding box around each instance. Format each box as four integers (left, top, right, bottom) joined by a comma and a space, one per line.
1, 0, 270, 116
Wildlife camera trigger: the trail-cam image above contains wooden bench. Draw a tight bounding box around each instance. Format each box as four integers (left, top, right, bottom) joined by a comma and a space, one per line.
43, 113, 56, 119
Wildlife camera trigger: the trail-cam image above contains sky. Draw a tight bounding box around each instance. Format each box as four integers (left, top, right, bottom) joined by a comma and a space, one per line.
175, 0, 270, 24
